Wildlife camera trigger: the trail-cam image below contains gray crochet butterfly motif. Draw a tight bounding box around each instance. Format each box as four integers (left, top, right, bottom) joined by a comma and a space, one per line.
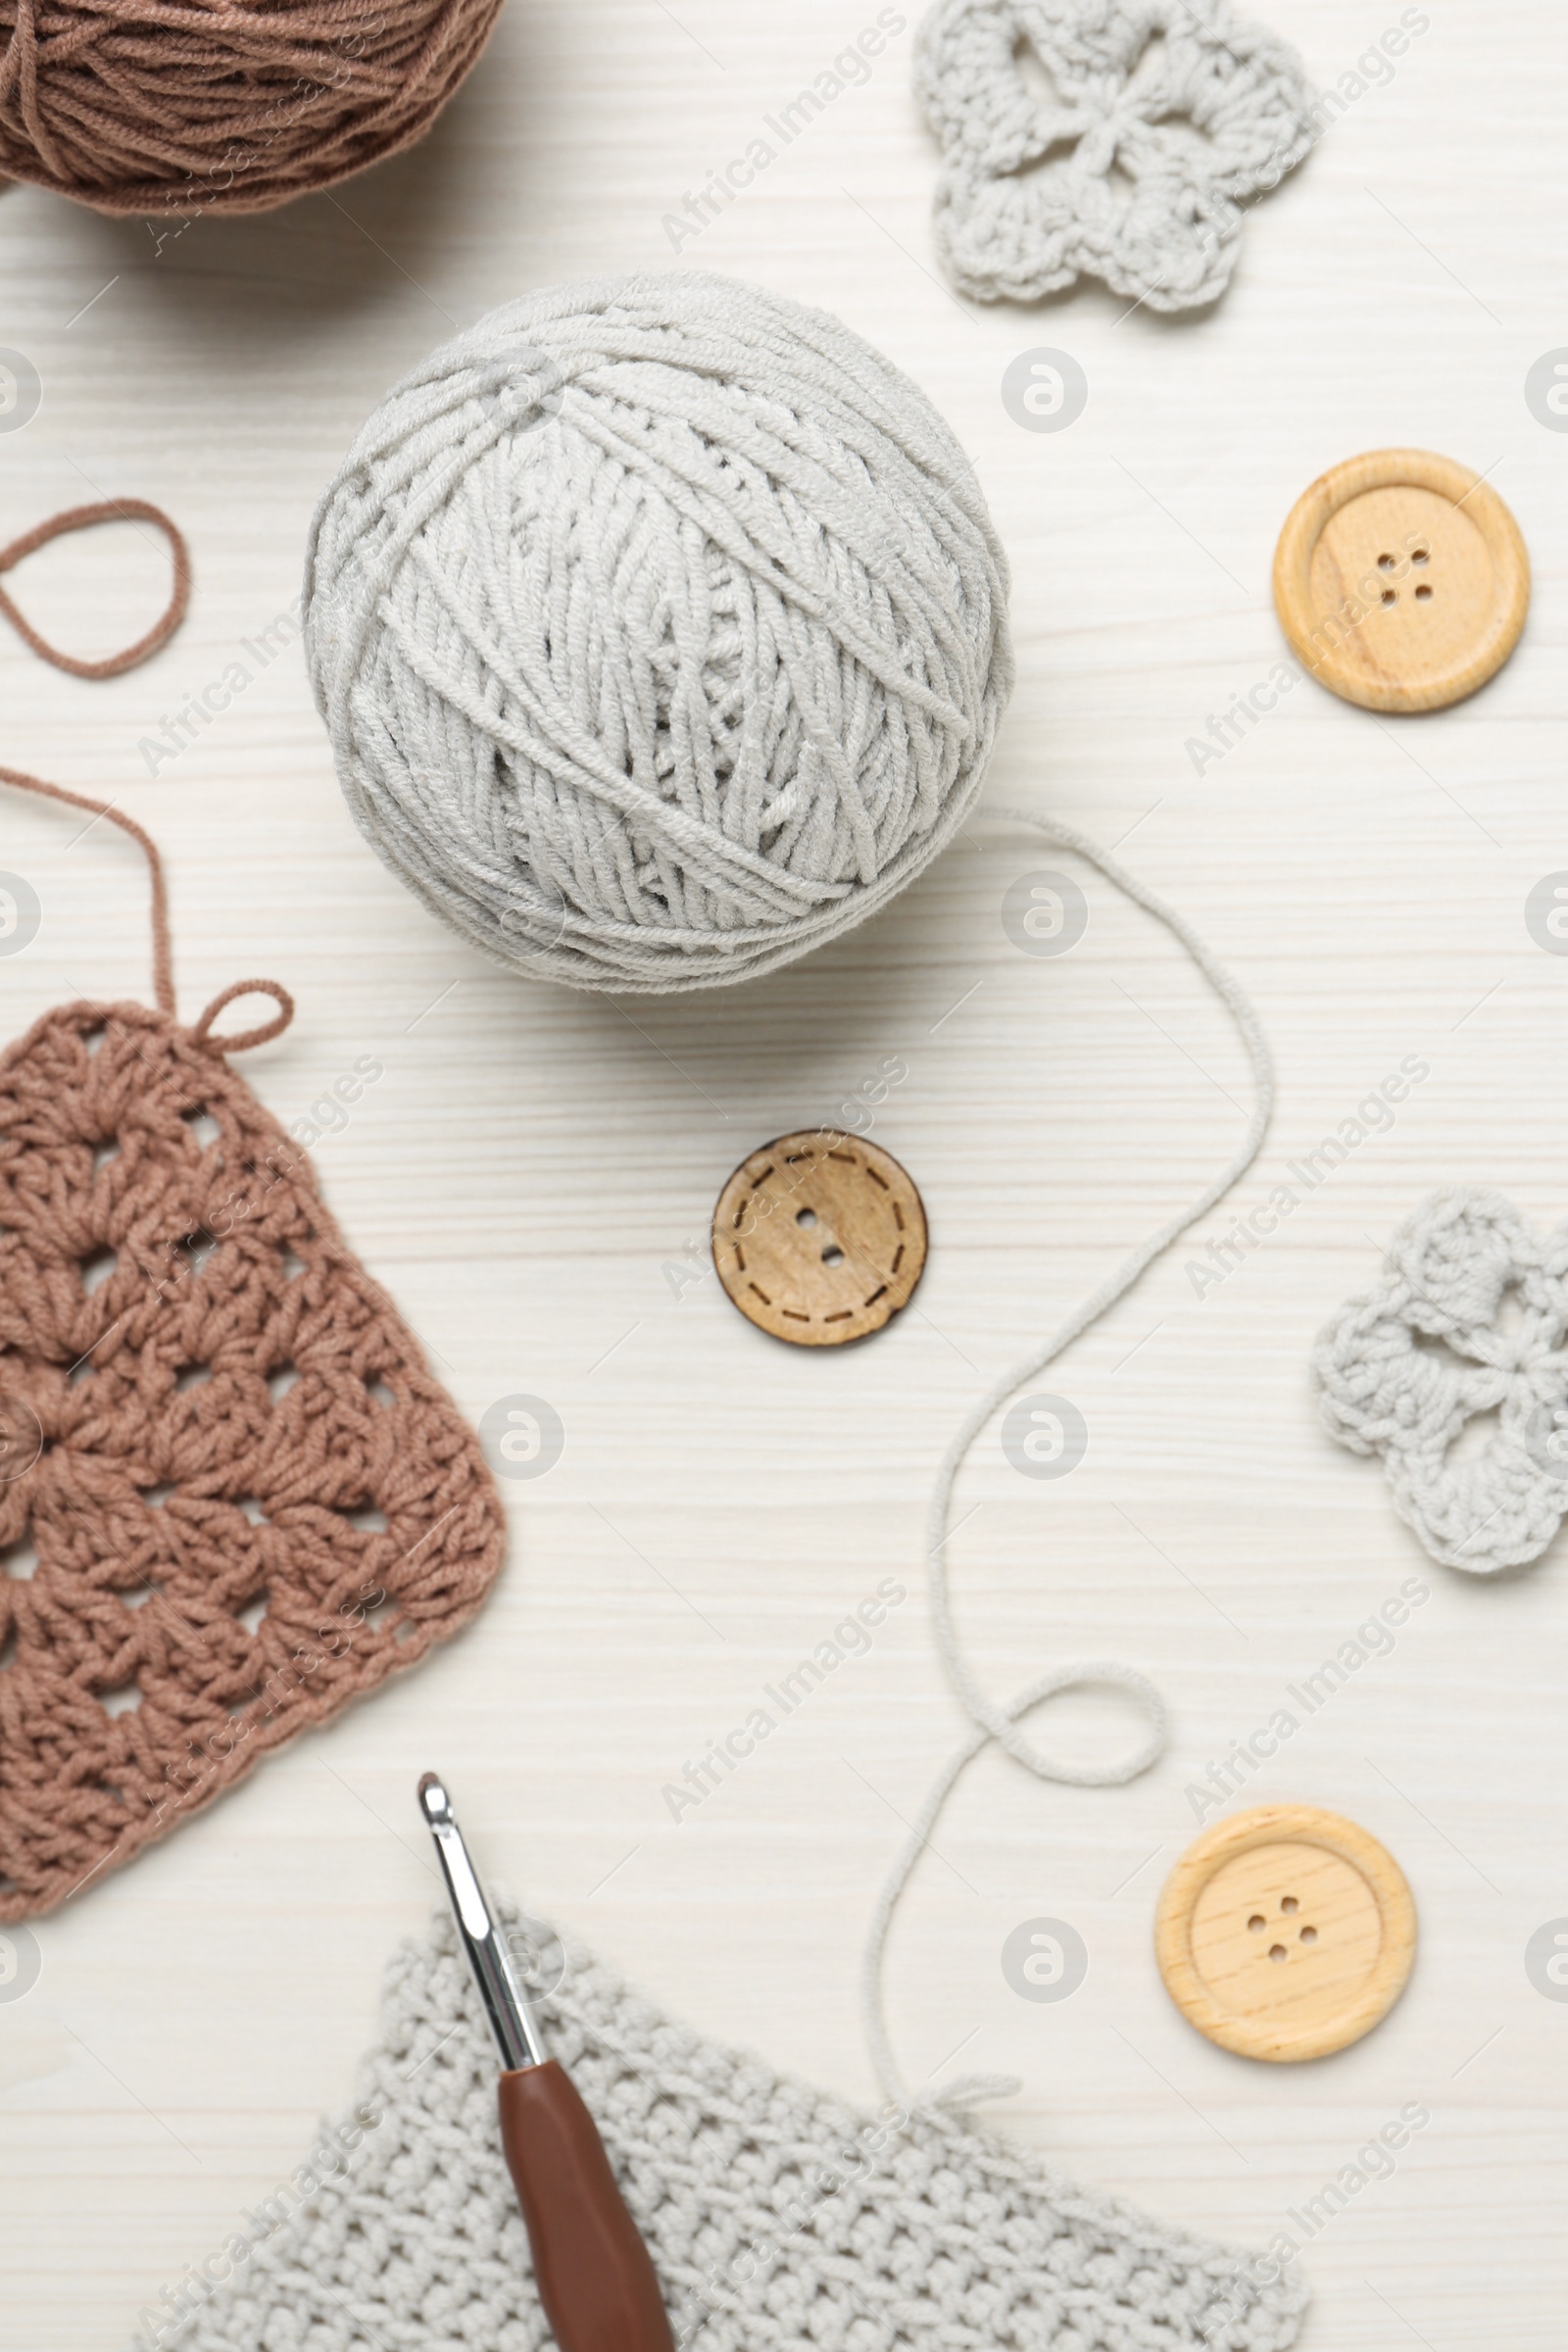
914, 0, 1316, 311
1316, 1188, 1568, 1575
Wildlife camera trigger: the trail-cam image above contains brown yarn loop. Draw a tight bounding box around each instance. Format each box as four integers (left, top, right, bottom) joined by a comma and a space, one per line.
0, 500, 190, 678
0, 0, 506, 218
0, 772, 293, 1056
191, 979, 296, 1057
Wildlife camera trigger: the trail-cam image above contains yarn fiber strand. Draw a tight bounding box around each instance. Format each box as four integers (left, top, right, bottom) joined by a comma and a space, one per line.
0, 0, 503, 216
863, 809, 1275, 2108
305, 272, 1013, 993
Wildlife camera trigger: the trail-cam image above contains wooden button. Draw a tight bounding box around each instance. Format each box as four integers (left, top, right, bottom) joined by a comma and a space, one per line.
1273, 448, 1530, 711
1154, 1804, 1416, 2063
711, 1132, 927, 1347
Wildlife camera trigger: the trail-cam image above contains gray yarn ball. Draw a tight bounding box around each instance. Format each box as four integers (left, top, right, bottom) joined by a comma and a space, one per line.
303, 271, 1012, 994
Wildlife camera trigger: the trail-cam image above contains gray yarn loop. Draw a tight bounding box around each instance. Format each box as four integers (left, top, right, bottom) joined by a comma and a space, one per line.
863, 809, 1275, 2105
305, 272, 1012, 993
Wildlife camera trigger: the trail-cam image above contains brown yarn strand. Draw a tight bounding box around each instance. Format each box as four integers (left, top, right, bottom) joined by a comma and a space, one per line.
0, 764, 175, 1014
0, 770, 302, 1054
0, 0, 506, 217
0, 500, 190, 678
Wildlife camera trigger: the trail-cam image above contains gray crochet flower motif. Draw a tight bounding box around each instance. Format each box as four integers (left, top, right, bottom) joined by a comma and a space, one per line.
1315, 1189, 1568, 1575
915, 0, 1316, 310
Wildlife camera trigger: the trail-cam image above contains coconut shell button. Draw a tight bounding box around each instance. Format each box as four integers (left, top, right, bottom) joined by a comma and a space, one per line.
1273, 448, 1530, 712
1154, 1804, 1416, 2063
712, 1132, 927, 1348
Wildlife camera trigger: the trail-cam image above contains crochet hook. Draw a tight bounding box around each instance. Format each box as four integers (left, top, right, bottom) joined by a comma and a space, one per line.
416, 1773, 674, 2352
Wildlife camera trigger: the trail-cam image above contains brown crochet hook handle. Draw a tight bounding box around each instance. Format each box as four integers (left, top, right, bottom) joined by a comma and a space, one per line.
0, 500, 190, 678
418, 1775, 674, 2352
499, 2063, 676, 2352
0, 765, 292, 1052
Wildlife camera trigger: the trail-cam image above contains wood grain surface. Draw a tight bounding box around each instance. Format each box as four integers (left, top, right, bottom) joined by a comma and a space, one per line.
2, 5, 1567, 2348
1155, 1803, 1418, 2064
1272, 447, 1532, 710
711, 1131, 928, 1345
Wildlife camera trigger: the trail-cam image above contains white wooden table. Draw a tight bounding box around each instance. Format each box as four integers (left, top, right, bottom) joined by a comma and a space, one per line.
3, 4, 1566, 2343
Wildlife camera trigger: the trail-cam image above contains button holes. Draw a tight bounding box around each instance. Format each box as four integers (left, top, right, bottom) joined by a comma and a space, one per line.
863, 1164, 888, 1188
1415, 584, 1433, 601
784, 1152, 813, 1165
796, 1208, 817, 1227
1268, 1943, 1288, 1963
781, 1308, 809, 1323
821, 1245, 844, 1266
1280, 1895, 1298, 1913
1381, 588, 1396, 604
748, 1282, 771, 1303
1247, 1914, 1265, 1932
733, 1245, 747, 1270
863, 1285, 888, 1306
1299, 1925, 1318, 1944
1411, 547, 1430, 564
749, 1165, 775, 1187
1377, 553, 1396, 570
824, 1308, 854, 1322
828, 1150, 857, 1164
892, 1201, 905, 1230
891, 1244, 905, 1273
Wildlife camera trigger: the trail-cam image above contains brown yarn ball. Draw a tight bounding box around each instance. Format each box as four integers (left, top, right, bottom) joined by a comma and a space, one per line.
0, 0, 504, 218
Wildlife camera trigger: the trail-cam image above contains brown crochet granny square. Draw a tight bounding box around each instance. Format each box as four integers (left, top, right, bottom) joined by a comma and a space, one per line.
0, 998, 507, 1921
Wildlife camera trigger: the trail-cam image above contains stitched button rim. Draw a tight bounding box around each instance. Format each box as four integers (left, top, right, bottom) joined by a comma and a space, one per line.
710, 1131, 928, 1348
1154, 1802, 1417, 2063
1272, 447, 1530, 713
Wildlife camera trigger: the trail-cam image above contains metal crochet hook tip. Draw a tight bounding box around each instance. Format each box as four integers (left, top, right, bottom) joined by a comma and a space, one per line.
418, 1770, 545, 2073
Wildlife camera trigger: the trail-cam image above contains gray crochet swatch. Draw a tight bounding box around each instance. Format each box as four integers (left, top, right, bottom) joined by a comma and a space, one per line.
1317, 1186, 1568, 1575
139, 1904, 1307, 2352
915, 0, 1316, 310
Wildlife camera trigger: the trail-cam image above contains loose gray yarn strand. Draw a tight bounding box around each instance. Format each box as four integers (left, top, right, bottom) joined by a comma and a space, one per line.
864, 808, 1275, 2107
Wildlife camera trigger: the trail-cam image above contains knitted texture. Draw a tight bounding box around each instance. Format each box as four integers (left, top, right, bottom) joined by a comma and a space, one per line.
0, 0, 503, 219
143, 1903, 1308, 2352
304, 271, 1013, 995
0, 996, 506, 1922
1315, 1187, 1568, 1575
914, 0, 1315, 310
